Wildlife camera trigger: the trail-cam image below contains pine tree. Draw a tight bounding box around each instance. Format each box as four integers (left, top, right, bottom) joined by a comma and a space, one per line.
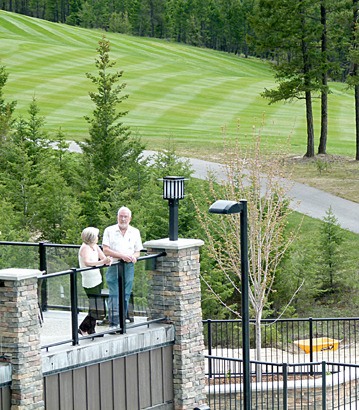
81, 36, 144, 226
0, 65, 16, 145
317, 207, 344, 296
250, 0, 323, 157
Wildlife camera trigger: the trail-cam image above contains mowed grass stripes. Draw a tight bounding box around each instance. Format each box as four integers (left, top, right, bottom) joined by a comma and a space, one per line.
0, 10, 357, 157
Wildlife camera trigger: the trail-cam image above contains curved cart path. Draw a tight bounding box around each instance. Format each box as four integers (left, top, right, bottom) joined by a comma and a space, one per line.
66, 143, 359, 235
142, 150, 359, 235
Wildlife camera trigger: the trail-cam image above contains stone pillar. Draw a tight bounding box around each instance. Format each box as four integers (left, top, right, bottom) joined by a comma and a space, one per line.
144, 238, 207, 410
0, 268, 44, 410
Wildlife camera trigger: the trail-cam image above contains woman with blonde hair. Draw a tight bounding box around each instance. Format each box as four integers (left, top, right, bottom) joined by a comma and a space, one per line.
78, 227, 112, 336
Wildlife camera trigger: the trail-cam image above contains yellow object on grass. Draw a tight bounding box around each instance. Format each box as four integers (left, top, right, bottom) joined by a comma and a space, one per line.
294, 337, 341, 354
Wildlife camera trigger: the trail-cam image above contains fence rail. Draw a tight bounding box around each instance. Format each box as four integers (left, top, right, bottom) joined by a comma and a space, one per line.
0, 240, 166, 349
203, 319, 359, 409
205, 356, 359, 409
203, 318, 359, 366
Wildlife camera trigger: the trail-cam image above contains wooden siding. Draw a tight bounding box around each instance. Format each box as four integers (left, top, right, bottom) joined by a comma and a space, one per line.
44, 345, 173, 410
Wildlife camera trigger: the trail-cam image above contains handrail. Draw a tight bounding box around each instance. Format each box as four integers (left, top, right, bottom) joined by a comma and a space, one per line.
0, 240, 79, 248
45, 251, 165, 347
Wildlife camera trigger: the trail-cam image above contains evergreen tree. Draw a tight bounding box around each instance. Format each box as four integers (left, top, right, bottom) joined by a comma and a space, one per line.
65, 0, 82, 25
35, 162, 84, 243
0, 116, 40, 228
0, 65, 16, 145
81, 36, 145, 226
316, 207, 344, 296
0, 97, 82, 242
250, 0, 324, 157
317, 0, 351, 154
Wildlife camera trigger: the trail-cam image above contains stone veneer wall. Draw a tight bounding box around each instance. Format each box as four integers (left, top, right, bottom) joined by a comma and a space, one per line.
0, 269, 44, 410
144, 238, 207, 410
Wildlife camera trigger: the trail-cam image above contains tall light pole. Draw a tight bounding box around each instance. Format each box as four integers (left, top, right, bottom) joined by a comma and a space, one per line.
209, 199, 250, 410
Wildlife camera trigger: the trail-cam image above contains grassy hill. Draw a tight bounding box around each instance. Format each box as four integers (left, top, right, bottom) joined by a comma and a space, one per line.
2, 11, 359, 317
0, 10, 357, 159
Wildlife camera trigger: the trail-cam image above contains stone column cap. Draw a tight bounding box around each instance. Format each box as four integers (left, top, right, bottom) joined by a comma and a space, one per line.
144, 238, 204, 250
0, 268, 42, 281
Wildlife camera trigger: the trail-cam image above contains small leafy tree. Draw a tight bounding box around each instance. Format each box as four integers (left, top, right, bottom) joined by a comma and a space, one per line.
194, 136, 299, 365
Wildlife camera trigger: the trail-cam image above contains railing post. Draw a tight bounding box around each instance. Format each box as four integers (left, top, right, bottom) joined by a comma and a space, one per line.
309, 317, 314, 374
39, 241, 48, 311
283, 363, 288, 410
207, 319, 213, 378
322, 361, 326, 410
118, 261, 126, 334
70, 268, 79, 345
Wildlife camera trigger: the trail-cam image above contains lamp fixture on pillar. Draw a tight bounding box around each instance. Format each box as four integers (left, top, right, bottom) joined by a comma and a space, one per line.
209, 199, 250, 410
162, 176, 185, 241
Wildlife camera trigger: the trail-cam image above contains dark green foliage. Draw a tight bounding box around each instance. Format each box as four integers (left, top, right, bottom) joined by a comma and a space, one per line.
6, 0, 254, 56
0, 65, 16, 144
316, 207, 344, 296
0, 98, 83, 242
271, 209, 359, 318
250, 0, 324, 157
81, 36, 145, 226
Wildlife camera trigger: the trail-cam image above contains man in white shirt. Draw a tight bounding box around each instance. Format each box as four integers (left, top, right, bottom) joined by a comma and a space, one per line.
102, 206, 143, 328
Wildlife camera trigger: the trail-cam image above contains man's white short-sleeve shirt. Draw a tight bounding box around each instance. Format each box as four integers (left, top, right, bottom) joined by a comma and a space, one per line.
102, 224, 142, 261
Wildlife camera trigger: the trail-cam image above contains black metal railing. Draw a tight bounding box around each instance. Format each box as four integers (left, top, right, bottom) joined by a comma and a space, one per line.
37, 252, 166, 350
203, 318, 359, 367
205, 355, 359, 409
0, 240, 166, 349
0, 240, 80, 310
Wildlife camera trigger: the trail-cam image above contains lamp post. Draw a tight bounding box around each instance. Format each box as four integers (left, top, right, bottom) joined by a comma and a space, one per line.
208, 199, 250, 410
162, 176, 185, 241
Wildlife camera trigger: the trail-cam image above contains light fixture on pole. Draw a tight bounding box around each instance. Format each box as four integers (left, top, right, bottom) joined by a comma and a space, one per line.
209, 199, 250, 410
162, 176, 185, 241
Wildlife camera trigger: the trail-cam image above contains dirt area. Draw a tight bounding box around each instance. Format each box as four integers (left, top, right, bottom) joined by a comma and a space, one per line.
283, 154, 359, 204
187, 149, 359, 204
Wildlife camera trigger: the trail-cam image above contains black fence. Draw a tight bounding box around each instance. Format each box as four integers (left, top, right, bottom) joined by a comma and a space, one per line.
203, 318, 359, 365
206, 356, 359, 409
203, 319, 359, 409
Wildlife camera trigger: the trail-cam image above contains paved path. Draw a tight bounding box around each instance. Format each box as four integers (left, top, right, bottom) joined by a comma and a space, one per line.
67, 143, 359, 234
142, 150, 359, 234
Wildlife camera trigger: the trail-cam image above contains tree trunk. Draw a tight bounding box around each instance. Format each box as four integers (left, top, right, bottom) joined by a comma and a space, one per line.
318, 1, 327, 155
354, 0, 359, 160
299, 1, 315, 158
355, 85, 359, 160
255, 311, 262, 383
319, 90, 328, 155
305, 91, 315, 157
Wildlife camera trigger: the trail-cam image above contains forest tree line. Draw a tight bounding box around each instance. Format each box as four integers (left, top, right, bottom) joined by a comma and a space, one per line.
2, 0, 359, 158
